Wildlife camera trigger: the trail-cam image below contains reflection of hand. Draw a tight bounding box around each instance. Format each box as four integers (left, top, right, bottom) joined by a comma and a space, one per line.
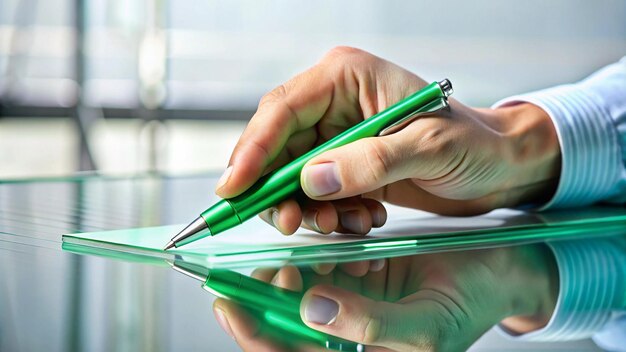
213, 245, 559, 351
215, 46, 561, 236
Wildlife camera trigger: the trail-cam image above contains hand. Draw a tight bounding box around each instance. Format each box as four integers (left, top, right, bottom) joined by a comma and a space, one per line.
212, 245, 559, 351
216, 47, 561, 235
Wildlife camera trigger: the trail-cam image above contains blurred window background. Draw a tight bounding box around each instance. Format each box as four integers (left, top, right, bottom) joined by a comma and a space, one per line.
1, 0, 625, 178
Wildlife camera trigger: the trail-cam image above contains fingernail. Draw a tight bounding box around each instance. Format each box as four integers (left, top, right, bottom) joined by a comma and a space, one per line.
340, 210, 365, 234
304, 295, 339, 325
371, 209, 387, 228
369, 259, 385, 272
214, 307, 235, 340
303, 209, 323, 233
312, 263, 334, 275
270, 208, 281, 232
216, 166, 233, 190
303, 162, 341, 197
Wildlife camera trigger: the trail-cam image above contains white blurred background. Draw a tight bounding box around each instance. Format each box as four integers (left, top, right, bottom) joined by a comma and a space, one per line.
1, 0, 625, 178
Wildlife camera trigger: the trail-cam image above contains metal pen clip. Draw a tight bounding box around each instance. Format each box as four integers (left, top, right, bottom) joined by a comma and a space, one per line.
378, 96, 449, 136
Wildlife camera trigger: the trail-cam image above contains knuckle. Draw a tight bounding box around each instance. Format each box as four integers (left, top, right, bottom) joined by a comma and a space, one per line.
327, 45, 363, 57
324, 46, 370, 64
245, 138, 272, 161
260, 83, 288, 105
418, 126, 455, 157
417, 292, 468, 351
411, 323, 442, 352
361, 139, 392, 184
360, 309, 385, 345
417, 125, 443, 147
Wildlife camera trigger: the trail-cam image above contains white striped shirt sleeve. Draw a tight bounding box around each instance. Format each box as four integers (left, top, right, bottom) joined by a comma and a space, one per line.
492, 58, 626, 349
493, 58, 626, 208
496, 236, 626, 349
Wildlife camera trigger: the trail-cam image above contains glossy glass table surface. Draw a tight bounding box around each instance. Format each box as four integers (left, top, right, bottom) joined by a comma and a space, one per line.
0, 174, 615, 351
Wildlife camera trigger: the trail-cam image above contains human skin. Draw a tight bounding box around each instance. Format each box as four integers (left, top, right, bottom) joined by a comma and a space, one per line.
211, 47, 563, 350
215, 46, 561, 236
212, 244, 559, 351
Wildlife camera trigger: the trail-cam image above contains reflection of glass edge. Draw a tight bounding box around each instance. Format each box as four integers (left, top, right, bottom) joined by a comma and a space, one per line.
0, 171, 220, 185
62, 241, 170, 266
63, 220, 626, 269
62, 243, 363, 351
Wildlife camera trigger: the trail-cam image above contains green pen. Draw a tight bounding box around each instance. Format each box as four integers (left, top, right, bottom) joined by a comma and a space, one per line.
170, 260, 363, 351
164, 79, 453, 249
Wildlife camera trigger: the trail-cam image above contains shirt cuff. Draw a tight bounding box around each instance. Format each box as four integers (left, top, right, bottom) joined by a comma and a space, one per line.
492, 85, 622, 210
497, 238, 626, 341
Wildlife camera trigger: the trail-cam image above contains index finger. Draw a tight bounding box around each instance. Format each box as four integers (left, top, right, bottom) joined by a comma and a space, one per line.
215, 64, 337, 198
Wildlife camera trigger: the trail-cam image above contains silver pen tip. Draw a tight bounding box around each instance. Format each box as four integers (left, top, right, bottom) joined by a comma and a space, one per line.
164, 217, 209, 250
163, 240, 176, 251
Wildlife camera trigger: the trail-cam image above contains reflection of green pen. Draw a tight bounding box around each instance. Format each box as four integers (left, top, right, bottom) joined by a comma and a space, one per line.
170, 260, 362, 351
165, 79, 453, 250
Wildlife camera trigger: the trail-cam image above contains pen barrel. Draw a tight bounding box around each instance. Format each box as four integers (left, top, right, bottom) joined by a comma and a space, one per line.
202, 270, 302, 316
202, 270, 360, 351
204, 81, 446, 236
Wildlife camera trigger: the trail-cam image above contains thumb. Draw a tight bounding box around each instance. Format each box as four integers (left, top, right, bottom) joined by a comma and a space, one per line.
300, 284, 395, 347
301, 136, 407, 200
300, 285, 448, 351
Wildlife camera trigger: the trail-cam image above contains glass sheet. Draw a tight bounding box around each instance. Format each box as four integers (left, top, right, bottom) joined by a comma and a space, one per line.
63, 205, 626, 269
4, 169, 617, 351
0, 173, 222, 252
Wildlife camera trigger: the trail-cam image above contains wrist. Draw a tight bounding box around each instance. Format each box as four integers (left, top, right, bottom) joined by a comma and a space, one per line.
496, 103, 561, 206
500, 244, 559, 334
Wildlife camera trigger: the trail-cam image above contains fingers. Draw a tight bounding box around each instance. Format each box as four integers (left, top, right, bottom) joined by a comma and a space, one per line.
300, 198, 385, 235
300, 201, 339, 234
251, 268, 279, 282
331, 197, 372, 235
270, 266, 304, 292
310, 197, 386, 235
213, 299, 286, 352
309, 259, 386, 281
216, 64, 336, 199
339, 258, 386, 277
310, 262, 337, 275
264, 128, 319, 174
213, 46, 427, 201
214, 298, 323, 352
361, 198, 387, 228
337, 261, 370, 277
259, 199, 302, 235
260, 197, 387, 236
216, 268, 315, 351
252, 266, 304, 292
